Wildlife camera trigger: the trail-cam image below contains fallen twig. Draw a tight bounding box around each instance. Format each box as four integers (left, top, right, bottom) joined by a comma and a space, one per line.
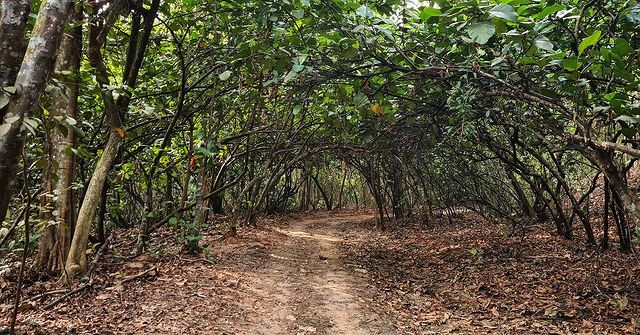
41, 233, 114, 310
121, 266, 159, 284
42, 283, 91, 310
27, 289, 68, 303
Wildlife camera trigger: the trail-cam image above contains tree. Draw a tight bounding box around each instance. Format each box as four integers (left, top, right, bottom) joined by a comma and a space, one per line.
0, 0, 76, 227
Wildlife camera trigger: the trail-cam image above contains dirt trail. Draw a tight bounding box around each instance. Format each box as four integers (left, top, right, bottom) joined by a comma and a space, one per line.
240, 212, 395, 335
2, 212, 395, 334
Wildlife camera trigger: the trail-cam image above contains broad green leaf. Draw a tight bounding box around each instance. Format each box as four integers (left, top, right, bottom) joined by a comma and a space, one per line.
291, 9, 304, 19
356, 5, 374, 18
612, 38, 633, 57
578, 30, 601, 55
467, 22, 495, 45
419, 7, 441, 20
489, 4, 518, 22
219, 70, 232, 81
615, 115, 640, 124
627, 4, 640, 23
283, 70, 299, 82
534, 4, 565, 20
561, 58, 582, 71
353, 92, 369, 108
534, 35, 554, 51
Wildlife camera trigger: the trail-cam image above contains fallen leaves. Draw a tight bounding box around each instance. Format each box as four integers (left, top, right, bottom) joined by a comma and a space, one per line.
340, 213, 640, 334
4, 211, 640, 334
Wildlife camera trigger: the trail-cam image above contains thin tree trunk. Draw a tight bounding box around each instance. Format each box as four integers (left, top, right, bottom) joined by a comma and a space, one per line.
65, 131, 121, 279
601, 178, 610, 250
65, 0, 160, 280
337, 163, 347, 209
507, 169, 533, 217
590, 148, 640, 223
0, 0, 30, 120
179, 124, 194, 220
0, 0, 75, 225
311, 173, 332, 210
37, 8, 82, 272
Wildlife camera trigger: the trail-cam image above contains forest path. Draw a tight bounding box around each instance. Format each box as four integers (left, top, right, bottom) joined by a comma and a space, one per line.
4, 211, 398, 335
7, 211, 637, 334
238, 212, 394, 334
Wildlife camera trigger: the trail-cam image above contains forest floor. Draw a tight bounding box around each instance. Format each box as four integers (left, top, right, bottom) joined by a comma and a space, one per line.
2, 211, 640, 334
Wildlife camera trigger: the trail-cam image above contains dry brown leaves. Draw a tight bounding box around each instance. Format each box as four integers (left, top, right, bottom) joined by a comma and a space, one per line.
339, 213, 640, 334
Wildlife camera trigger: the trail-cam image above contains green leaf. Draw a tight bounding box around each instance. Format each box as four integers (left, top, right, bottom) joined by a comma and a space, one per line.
283, 70, 299, 82
615, 115, 640, 124
627, 4, 640, 23
419, 7, 441, 20
561, 58, 582, 71
218, 70, 232, 81
534, 35, 554, 51
612, 38, 633, 57
353, 92, 369, 108
291, 9, 304, 19
534, 4, 565, 20
356, 5, 374, 18
467, 21, 495, 45
578, 30, 601, 55
489, 4, 518, 22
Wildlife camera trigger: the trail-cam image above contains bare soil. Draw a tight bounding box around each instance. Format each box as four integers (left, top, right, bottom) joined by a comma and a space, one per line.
1, 212, 394, 334
3, 211, 640, 334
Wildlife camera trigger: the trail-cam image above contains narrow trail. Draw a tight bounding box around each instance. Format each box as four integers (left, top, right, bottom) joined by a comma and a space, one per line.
239, 213, 395, 334
4, 212, 396, 335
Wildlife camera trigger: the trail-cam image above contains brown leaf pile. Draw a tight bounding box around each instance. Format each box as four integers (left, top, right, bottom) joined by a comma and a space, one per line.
340, 214, 640, 334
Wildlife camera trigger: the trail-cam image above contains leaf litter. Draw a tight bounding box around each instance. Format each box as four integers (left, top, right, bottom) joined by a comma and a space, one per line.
1, 211, 639, 334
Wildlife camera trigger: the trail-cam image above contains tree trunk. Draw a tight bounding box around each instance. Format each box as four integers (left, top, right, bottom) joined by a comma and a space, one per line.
65, 131, 121, 280
36, 13, 82, 272
601, 178, 610, 250
311, 173, 332, 210
65, 0, 160, 280
179, 126, 194, 218
506, 169, 533, 217
0, 0, 75, 225
209, 167, 224, 214
0, 0, 30, 120
590, 148, 640, 223
337, 163, 347, 209
136, 171, 153, 255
